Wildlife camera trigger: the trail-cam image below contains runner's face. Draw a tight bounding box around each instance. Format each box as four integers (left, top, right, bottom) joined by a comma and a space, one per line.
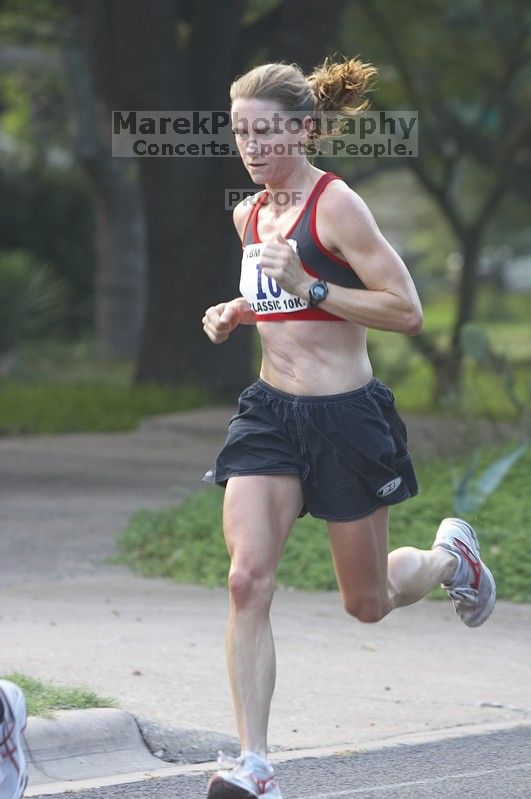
231, 98, 312, 184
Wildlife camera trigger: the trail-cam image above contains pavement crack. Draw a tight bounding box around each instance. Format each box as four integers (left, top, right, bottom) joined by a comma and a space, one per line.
478, 701, 530, 715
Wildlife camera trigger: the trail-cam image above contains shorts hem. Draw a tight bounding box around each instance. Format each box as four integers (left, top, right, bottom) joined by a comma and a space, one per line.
204, 468, 301, 486
308, 489, 418, 522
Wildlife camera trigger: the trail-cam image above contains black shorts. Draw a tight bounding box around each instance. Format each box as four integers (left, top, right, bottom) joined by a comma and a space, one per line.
203, 377, 418, 521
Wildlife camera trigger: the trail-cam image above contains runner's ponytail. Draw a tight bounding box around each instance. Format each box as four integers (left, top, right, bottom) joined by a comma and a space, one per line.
230, 56, 377, 144
307, 56, 377, 117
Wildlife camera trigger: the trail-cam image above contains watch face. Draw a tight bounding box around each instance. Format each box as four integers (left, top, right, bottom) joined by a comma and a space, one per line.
309, 280, 328, 307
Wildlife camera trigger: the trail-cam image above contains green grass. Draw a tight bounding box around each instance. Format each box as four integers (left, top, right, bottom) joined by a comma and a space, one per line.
0, 382, 208, 435
116, 444, 531, 602
389, 360, 529, 419
4, 338, 134, 386
0, 338, 210, 434
368, 290, 530, 419
0, 672, 118, 718
413, 288, 530, 335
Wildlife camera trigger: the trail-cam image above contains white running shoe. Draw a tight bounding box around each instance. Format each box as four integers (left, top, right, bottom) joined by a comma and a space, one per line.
432, 517, 496, 627
206, 750, 283, 798
0, 680, 28, 799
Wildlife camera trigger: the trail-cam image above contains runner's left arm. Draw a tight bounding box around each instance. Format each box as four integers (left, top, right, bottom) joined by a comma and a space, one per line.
260, 182, 423, 336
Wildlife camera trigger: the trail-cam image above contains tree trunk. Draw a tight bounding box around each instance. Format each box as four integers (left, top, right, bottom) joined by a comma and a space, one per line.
111, 0, 253, 397
62, 5, 146, 357
83, 0, 351, 396
432, 232, 481, 400
432, 347, 462, 401
91, 167, 146, 357
451, 232, 481, 350
135, 155, 251, 397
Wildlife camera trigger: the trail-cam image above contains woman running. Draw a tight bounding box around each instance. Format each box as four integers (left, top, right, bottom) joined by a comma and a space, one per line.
202, 57, 495, 799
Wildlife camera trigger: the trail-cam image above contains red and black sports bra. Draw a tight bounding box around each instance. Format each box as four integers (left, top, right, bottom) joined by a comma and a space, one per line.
239, 171, 366, 321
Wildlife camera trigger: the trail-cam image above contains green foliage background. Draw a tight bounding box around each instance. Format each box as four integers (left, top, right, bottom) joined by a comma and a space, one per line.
0, 672, 117, 718
116, 444, 531, 602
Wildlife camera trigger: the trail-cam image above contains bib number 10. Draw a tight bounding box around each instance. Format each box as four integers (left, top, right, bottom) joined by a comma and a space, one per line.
256, 264, 281, 299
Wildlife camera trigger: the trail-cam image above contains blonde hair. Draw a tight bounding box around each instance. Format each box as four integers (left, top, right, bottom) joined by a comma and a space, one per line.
230, 56, 377, 142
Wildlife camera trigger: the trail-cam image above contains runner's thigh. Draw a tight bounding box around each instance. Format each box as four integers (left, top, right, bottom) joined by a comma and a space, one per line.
327, 506, 390, 607
223, 474, 304, 573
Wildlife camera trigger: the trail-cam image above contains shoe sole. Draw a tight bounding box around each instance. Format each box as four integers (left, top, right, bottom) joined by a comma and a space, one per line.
20, 717, 28, 799
207, 775, 257, 799
464, 562, 496, 627
15, 690, 28, 799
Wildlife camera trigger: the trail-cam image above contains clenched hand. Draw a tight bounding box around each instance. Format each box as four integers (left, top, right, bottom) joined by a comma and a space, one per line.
202, 298, 254, 344
260, 233, 312, 298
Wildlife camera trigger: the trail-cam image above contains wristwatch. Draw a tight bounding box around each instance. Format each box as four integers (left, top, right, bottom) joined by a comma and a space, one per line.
308, 280, 329, 308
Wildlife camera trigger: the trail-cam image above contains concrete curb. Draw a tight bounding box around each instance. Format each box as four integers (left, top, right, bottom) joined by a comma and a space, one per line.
23, 707, 242, 795
134, 713, 241, 764
24, 708, 168, 791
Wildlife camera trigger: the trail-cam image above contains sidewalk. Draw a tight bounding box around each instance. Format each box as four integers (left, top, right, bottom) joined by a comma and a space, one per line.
0, 407, 529, 793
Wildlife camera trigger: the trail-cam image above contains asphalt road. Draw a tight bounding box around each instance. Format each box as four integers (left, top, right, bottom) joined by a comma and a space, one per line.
33, 726, 531, 799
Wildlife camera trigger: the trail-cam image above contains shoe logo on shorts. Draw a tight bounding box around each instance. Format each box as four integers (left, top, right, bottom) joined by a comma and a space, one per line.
376, 477, 402, 498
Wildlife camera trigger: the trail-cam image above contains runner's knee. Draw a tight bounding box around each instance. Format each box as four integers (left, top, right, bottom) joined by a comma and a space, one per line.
228, 565, 276, 612
343, 593, 388, 624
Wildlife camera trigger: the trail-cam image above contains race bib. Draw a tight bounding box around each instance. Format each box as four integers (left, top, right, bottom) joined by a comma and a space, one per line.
239, 239, 309, 315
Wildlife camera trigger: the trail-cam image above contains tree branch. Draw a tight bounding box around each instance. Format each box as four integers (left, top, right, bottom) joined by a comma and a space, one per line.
408, 331, 444, 366
471, 109, 531, 233
441, 107, 531, 205
358, 0, 445, 161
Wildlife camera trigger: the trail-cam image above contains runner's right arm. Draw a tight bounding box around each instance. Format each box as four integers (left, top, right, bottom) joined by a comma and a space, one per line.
202, 197, 258, 343
202, 298, 255, 344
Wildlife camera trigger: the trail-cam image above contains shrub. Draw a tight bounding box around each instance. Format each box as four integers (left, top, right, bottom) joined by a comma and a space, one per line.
0, 249, 68, 356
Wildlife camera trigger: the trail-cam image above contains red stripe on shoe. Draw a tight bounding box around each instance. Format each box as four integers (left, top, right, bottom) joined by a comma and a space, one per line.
0, 722, 17, 764
252, 774, 275, 794
453, 538, 482, 590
